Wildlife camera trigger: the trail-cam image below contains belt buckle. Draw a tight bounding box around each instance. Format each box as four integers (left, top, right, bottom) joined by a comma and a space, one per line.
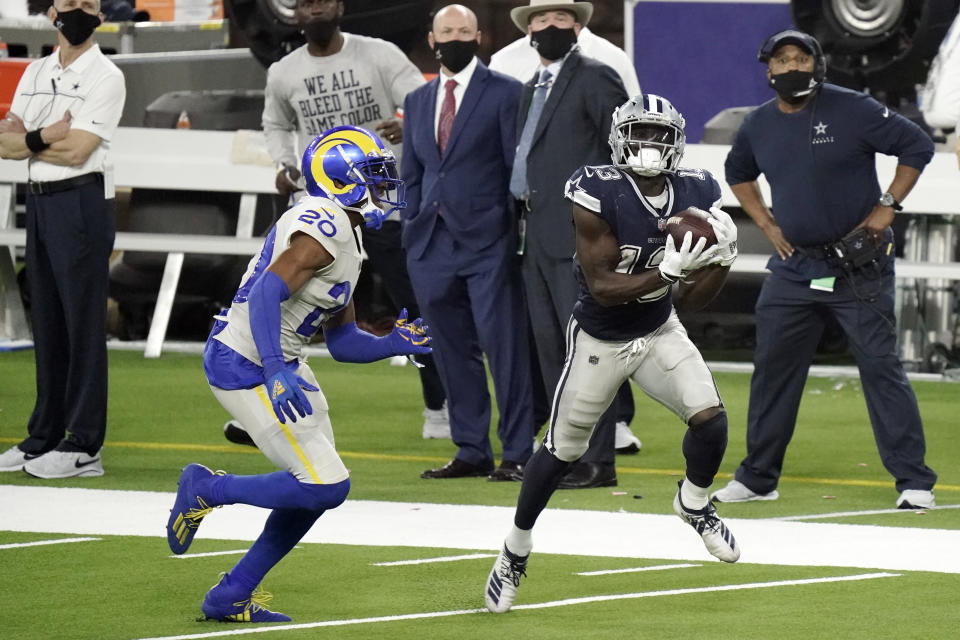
28, 181, 45, 195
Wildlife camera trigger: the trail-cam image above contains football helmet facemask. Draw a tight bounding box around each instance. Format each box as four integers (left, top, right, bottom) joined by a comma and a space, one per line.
301, 125, 406, 229
609, 94, 686, 177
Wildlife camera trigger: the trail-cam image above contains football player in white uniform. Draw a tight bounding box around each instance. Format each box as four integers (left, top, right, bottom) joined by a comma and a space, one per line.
166, 125, 431, 623
485, 95, 741, 613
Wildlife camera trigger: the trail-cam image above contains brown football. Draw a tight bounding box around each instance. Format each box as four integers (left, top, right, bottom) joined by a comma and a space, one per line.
665, 207, 718, 248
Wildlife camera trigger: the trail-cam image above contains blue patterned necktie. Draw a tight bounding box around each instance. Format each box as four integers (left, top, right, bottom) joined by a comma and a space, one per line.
510, 69, 552, 199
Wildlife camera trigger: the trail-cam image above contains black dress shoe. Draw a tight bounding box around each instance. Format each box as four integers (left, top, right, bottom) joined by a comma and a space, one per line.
223, 420, 257, 448
421, 458, 494, 479
488, 460, 524, 482
557, 461, 617, 489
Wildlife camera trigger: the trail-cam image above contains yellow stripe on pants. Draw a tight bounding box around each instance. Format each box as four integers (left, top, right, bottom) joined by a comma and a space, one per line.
255, 386, 322, 484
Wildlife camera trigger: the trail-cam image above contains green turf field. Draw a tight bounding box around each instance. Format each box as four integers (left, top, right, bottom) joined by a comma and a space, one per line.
2, 350, 959, 639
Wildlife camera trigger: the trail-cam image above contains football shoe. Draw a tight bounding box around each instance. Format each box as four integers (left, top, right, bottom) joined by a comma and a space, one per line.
485, 545, 529, 613
167, 463, 223, 554
710, 479, 779, 503
674, 481, 740, 563
23, 449, 103, 478
201, 573, 291, 623
896, 489, 935, 509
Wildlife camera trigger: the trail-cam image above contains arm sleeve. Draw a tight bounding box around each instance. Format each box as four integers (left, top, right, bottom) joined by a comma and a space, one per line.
7, 62, 36, 122
499, 79, 521, 175
724, 121, 761, 185
400, 93, 423, 219
858, 94, 934, 171
563, 167, 602, 213
262, 62, 300, 168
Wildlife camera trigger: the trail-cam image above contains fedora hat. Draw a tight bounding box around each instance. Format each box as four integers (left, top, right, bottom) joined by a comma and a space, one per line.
510, 0, 593, 33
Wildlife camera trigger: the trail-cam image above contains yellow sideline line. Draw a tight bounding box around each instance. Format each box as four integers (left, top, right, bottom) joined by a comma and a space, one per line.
1, 436, 957, 491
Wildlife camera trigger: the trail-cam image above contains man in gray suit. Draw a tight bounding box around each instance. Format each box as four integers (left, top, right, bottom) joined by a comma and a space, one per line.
509, 0, 628, 488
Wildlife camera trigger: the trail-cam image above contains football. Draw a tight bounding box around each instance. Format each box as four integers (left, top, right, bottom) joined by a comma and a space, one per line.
665, 207, 718, 248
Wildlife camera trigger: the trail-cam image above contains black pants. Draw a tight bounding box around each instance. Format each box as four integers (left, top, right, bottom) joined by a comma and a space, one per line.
21, 182, 115, 456
361, 220, 446, 410
736, 264, 937, 493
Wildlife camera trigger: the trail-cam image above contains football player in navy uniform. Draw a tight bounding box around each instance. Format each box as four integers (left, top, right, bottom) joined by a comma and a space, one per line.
165, 126, 432, 623
485, 94, 741, 613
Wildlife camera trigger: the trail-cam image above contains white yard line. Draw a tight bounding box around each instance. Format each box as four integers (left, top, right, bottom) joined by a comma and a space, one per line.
3, 485, 960, 574
371, 553, 496, 566
768, 504, 960, 521
170, 550, 253, 560
130, 572, 899, 640
576, 563, 701, 576
0, 536, 100, 550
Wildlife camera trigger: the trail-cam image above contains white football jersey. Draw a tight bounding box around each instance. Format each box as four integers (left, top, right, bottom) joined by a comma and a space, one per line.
215, 195, 364, 365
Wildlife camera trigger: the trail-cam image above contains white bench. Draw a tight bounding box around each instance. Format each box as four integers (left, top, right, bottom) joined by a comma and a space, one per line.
2, 130, 959, 357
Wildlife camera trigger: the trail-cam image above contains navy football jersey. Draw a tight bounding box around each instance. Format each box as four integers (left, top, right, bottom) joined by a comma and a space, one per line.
564, 164, 722, 341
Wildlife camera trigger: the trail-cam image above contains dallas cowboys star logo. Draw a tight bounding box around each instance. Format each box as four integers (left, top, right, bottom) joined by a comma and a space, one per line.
814, 121, 828, 135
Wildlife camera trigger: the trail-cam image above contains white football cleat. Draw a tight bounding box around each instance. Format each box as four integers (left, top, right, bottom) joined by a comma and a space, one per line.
614, 421, 642, 454
422, 404, 451, 439
674, 481, 740, 563
711, 479, 779, 503
896, 489, 935, 509
485, 545, 529, 613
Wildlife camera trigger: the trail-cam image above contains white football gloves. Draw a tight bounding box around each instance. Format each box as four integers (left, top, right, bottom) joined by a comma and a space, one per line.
708, 206, 738, 267
658, 232, 715, 283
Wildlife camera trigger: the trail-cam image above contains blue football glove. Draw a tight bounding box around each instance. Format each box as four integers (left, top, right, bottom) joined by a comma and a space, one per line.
263, 363, 319, 424
387, 308, 432, 356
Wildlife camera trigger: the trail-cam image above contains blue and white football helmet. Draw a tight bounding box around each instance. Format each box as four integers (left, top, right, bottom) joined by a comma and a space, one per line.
609, 94, 686, 177
301, 125, 406, 229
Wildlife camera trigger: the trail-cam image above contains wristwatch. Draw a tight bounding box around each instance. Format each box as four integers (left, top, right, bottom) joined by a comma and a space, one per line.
879, 192, 903, 211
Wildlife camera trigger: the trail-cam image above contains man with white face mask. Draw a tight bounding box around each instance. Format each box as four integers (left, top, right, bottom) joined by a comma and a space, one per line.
485, 93, 741, 614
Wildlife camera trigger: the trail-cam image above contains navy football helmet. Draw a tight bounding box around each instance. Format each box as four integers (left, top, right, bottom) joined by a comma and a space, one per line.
609, 94, 686, 177
301, 125, 406, 228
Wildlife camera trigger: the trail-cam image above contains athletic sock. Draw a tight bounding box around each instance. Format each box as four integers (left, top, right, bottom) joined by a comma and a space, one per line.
680, 476, 710, 510
514, 446, 572, 530
228, 508, 322, 595
505, 525, 533, 557
209, 471, 350, 511
681, 412, 728, 489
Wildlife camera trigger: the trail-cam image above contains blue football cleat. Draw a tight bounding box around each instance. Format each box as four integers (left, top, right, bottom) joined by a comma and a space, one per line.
202, 573, 292, 623
167, 463, 222, 554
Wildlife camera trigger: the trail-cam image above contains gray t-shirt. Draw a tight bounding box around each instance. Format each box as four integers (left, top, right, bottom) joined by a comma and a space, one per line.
262, 33, 425, 168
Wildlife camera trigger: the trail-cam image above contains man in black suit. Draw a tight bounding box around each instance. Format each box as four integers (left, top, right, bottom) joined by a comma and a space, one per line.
509, 0, 628, 488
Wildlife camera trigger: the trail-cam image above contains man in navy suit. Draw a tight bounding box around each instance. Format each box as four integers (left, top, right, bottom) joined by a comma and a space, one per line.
402, 4, 534, 481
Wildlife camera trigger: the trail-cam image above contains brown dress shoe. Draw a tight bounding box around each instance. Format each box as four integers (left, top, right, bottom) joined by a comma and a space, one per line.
488, 460, 524, 482
557, 461, 617, 489
421, 458, 494, 479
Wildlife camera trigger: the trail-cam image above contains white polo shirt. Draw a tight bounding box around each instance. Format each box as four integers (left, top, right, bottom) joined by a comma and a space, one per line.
10, 44, 125, 194
432, 55, 478, 142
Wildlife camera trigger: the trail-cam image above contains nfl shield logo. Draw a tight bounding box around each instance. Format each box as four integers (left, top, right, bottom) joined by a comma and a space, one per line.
589, 355, 599, 365
657, 218, 667, 231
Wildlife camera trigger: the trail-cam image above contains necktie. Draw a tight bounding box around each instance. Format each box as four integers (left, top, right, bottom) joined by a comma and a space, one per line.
510, 69, 552, 200
437, 78, 457, 154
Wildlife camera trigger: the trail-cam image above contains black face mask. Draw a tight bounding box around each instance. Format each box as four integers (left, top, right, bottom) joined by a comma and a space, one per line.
433, 39, 478, 74
303, 17, 339, 47
769, 70, 819, 103
530, 25, 577, 61
54, 8, 101, 46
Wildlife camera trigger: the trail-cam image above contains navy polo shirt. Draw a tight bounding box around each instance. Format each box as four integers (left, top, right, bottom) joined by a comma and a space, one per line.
725, 83, 933, 280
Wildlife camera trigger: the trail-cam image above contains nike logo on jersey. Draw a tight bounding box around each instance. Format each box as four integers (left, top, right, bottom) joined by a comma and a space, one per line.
75, 457, 101, 469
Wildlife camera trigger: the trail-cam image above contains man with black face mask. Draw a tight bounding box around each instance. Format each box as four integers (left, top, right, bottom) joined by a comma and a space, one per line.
255, 0, 449, 442
507, 0, 629, 490
402, 4, 534, 482
716, 29, 938, 509
0, 0, 125, 478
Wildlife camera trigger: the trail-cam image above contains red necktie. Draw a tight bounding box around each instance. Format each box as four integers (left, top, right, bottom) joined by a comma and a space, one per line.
437, 78, 457, 153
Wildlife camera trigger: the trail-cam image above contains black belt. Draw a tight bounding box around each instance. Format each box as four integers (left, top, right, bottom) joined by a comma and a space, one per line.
28, 172, 102, 195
